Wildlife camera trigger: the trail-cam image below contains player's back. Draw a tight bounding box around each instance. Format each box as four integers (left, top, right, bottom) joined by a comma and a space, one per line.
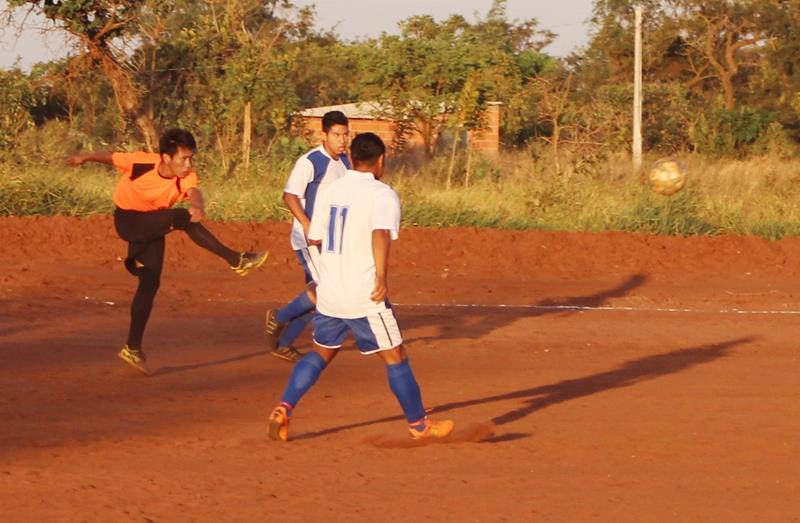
310, 170, 400, 319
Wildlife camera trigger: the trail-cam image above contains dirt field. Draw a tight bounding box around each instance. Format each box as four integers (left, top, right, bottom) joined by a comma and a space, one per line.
1, 215, 799, 522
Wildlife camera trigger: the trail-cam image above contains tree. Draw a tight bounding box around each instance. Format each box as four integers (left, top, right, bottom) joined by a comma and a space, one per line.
362, 0, 553, 157
6, 0, 159, 149
133, 0, 306, 172
674, 0, 770, 110
0, 68, 35, 149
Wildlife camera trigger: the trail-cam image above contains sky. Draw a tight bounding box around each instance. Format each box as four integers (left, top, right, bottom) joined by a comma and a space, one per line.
0, 0, 594, 70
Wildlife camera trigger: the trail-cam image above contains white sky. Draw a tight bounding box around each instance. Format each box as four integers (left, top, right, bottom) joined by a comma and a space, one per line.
0, 0, 594, 70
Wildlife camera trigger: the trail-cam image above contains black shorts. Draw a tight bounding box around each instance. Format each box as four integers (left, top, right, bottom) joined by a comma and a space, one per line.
114, 207, 191, 276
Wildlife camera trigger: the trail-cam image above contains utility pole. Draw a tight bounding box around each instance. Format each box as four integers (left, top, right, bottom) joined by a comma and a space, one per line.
633, 3, 643, 172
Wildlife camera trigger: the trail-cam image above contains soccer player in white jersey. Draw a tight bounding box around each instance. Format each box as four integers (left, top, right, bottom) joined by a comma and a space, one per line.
267, 133, 454, 441
264, 111, 351, 362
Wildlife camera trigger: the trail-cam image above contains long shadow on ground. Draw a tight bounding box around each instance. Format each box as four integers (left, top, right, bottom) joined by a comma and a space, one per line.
291, 336, 756, 441
399, 273, 647, 344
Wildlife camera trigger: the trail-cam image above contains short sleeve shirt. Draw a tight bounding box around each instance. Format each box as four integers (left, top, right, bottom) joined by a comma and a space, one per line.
308, 170, 401, 319
284, 146, 350, 250
111, 152, 198, 211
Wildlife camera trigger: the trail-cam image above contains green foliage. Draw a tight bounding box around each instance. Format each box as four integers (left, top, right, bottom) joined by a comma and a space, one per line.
3, 0, 800, 181
0, 164, 112, 217
6, 150, 800, 239
0, 68, 36, 150
8, 0, 145, 40
689, 102, 776, 156
360, 0, 553, 155
615, 188, 719, 236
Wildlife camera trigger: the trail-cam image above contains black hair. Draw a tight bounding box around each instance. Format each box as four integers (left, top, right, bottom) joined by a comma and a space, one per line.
350, 132, 386, 166
322, 111, 349, 133
159, 128, 197, 156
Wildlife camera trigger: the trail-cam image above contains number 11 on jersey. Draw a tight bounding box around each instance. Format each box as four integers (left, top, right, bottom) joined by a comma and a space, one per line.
327, 205, 349, 254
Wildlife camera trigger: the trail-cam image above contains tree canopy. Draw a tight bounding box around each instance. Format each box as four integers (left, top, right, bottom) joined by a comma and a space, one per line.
1, 0, 798, 164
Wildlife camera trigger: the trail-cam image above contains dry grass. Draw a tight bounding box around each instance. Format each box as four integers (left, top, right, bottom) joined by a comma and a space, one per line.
3, 149, 800, 238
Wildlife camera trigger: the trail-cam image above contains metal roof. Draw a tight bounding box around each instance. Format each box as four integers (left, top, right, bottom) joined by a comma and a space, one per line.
298, 102, 386, 119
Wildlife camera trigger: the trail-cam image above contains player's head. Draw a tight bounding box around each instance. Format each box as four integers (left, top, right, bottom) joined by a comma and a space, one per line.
321, 111, 349, 158
159, 128, 196, 178
350, 133, 386, 179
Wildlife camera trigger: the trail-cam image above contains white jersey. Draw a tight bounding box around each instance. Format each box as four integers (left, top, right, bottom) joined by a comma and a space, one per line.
284, 145, 350, 250
308, 169, 401, 319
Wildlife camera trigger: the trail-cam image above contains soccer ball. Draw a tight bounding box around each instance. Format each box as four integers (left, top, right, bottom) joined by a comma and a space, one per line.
647, 158, 686, 196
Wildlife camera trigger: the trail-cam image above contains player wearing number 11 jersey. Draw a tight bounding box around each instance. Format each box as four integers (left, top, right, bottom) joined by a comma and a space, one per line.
267, 133, 454, 442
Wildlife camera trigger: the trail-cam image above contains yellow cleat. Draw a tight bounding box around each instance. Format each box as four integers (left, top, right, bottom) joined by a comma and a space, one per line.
268, 405, 290, 442
264, 309, 287, 351
409, 418, 454, 440
232, 251, 269, 276
271, 346, 304, 363
118, 345, 150, 375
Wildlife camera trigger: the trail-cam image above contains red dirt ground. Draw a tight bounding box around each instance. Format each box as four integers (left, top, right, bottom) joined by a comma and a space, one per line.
1, 215, 799, 521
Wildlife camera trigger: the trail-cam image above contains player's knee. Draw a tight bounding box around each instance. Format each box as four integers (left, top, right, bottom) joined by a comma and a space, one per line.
378, 345, 407, 365
312, 346, 337, 364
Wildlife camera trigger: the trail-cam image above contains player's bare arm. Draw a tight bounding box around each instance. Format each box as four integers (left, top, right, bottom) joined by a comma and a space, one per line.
64, 151, 114, 166
283, 192, 312, 239
371, 229, 392, 302
187, 187, 206, 223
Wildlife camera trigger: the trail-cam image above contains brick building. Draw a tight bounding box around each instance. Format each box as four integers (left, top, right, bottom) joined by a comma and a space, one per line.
296, 101, 501, 154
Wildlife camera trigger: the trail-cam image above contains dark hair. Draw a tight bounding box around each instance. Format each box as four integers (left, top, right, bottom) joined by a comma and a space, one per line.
350, 132, 386, 166
322, 111, 349, 133
159, 128, 197, 156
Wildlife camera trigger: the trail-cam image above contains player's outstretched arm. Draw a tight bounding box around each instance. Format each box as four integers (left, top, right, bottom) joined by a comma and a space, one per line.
64, 151, 114, 167
371, 229, 392, 303
186, 187, 206, 223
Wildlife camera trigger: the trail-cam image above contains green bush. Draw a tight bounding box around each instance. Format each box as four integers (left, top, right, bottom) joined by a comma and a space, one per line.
689, 102, 777, 156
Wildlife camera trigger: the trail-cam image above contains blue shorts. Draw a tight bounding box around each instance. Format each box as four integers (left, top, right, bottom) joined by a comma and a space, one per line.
313, 308, 403, 354
294, 247, 320, 284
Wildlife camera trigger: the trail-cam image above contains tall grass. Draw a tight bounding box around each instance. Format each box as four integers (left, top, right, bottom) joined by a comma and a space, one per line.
3, 149, 800, 239
388, 150, 800, 238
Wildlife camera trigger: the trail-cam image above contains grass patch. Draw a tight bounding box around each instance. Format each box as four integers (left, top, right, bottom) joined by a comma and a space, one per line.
3, 150, 800, 239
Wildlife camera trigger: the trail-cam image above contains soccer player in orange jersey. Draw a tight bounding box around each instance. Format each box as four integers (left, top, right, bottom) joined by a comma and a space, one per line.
66, 128, 268, 375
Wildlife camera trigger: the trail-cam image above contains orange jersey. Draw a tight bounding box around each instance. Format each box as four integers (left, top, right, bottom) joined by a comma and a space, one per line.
111, 152, 199, 211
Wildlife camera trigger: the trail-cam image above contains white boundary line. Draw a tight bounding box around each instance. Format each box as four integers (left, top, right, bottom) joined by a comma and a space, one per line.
81, 295, 800, 316
394, 303, 800, 316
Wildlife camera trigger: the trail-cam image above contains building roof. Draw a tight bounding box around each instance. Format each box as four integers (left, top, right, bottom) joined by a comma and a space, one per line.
298, 102, 386, 119
299, 101, 502, 120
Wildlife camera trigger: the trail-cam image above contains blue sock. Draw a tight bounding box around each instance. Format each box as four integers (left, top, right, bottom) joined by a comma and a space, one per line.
278, 311, 314, 348
386, 359, 426, 424
277, 291, 315, 324
281, 352, 327, 408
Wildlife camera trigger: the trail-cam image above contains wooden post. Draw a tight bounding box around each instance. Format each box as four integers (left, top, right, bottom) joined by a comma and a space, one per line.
242, 101, 252, 171
633, 4, 643, 173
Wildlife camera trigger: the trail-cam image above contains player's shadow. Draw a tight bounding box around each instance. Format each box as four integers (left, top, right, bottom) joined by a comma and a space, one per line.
400, 273, 647, 343
150, 349, 270, 376
439, 336, 755, 429
291, 336, 755, 442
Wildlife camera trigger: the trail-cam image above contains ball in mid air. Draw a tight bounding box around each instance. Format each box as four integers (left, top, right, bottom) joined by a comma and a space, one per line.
647, 159, 686, 196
